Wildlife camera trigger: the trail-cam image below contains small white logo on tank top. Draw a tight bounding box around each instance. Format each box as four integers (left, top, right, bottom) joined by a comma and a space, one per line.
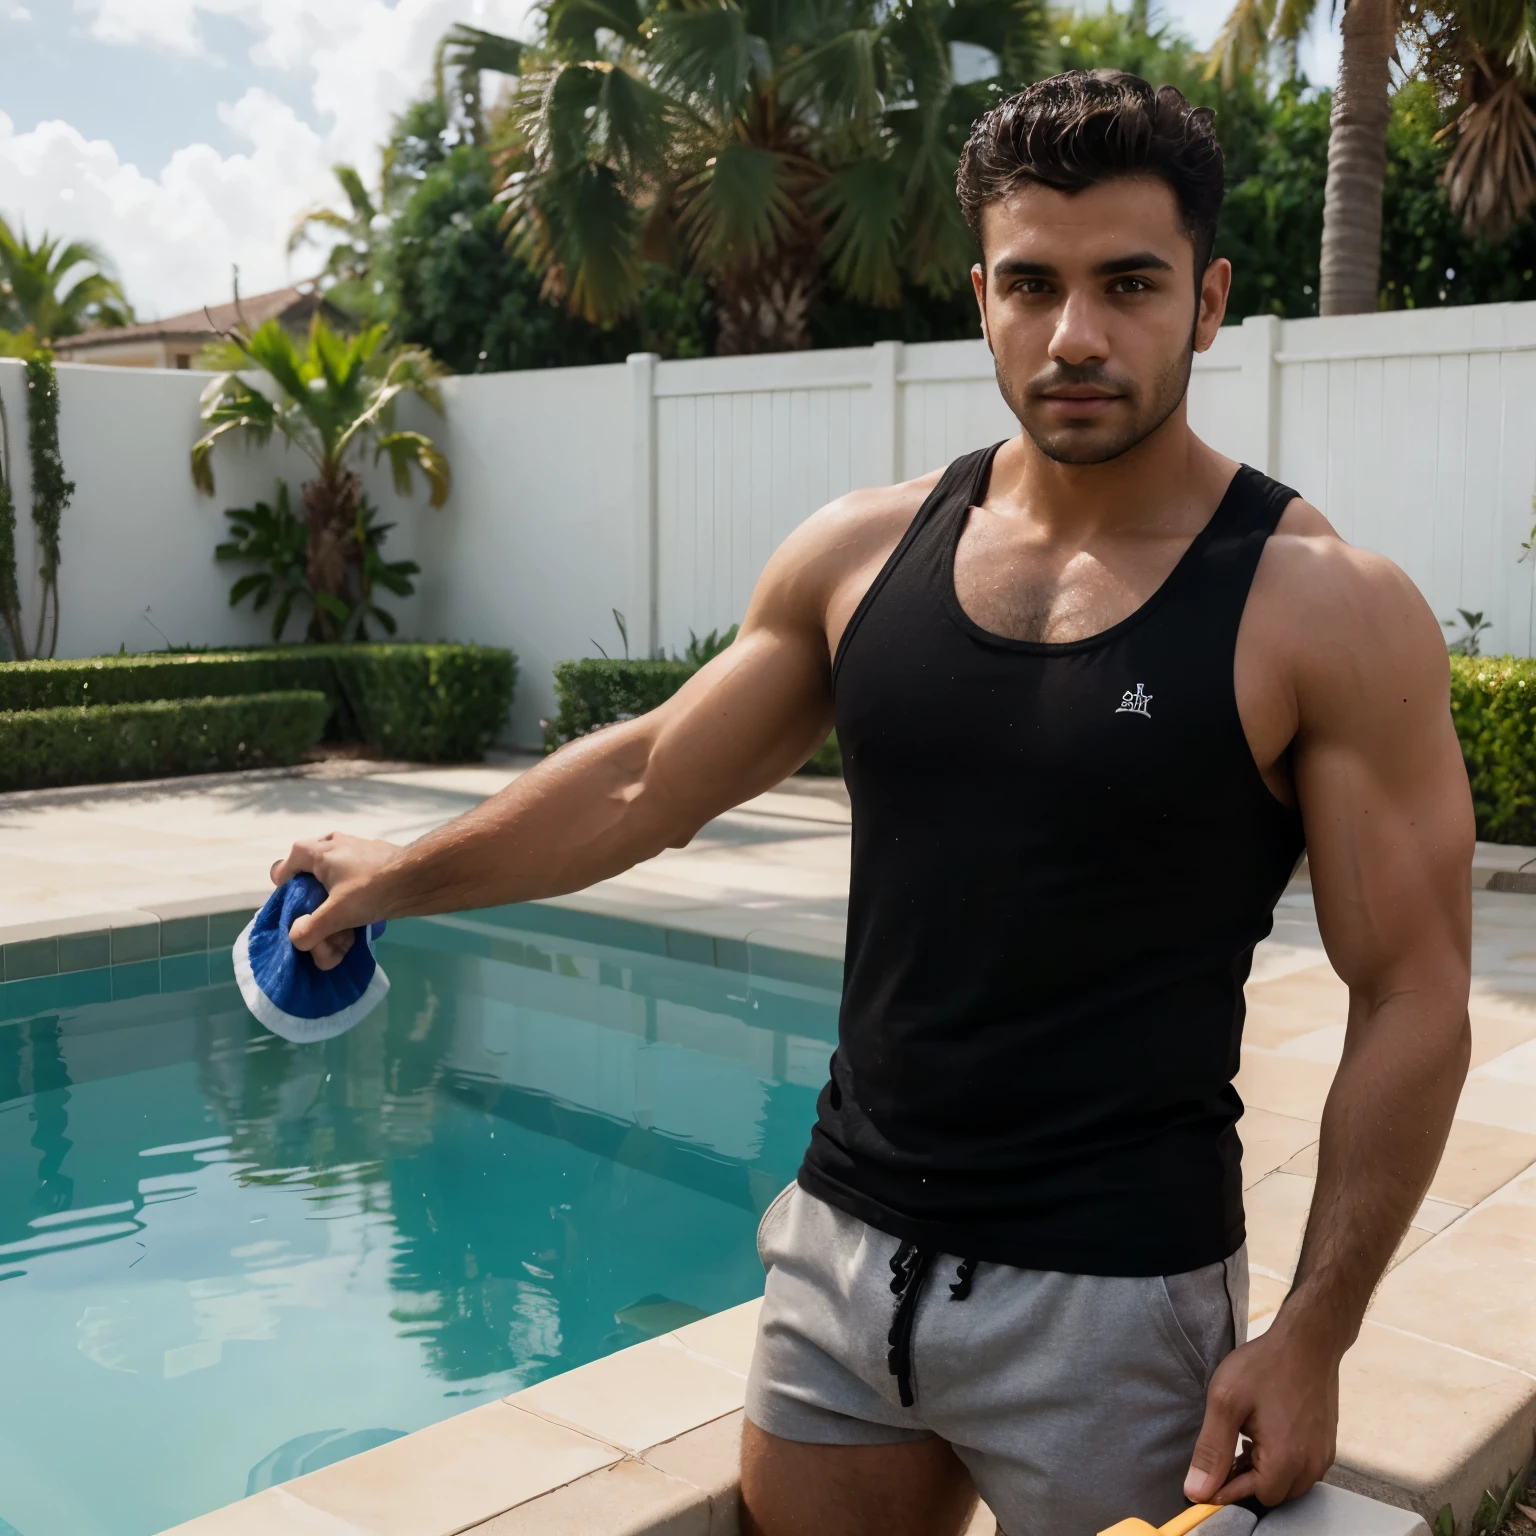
1116, 684, 1153, 718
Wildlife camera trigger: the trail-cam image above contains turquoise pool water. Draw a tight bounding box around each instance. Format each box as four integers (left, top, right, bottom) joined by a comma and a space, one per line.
0, 907, 838, 1536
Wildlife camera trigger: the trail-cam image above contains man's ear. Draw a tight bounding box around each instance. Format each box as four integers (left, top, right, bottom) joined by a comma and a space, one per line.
970, 263, 990, 348
1194, 257, 1232, 353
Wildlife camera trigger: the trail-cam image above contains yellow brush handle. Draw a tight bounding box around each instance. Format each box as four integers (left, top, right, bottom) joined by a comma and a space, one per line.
1159, 1506, 1228, 1535
1097, 1503, 1227, 1536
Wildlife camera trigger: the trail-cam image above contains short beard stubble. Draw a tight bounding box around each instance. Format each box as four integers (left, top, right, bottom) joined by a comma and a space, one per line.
988, 303, 1201, 466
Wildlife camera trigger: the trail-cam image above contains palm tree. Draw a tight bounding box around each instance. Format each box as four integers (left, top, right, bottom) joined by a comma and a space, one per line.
440, 0, 1043, 354
191, 315, 450, 641
1208, 0, 1536, 313
0, 217, 133, 340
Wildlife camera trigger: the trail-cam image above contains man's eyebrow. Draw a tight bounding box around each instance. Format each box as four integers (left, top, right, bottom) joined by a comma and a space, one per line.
1094, 252, 1174, 276
990, 253, 1176, 280
992, 259, 1057, 278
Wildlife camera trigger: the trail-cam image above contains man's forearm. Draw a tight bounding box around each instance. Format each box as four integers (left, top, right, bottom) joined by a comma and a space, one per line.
374, 724, 687, 919
1275, 986, 1470, 1354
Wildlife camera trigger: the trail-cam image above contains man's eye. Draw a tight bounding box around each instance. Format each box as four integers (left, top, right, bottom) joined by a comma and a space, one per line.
1109, 276, 1152, 293
1016, 279, 1051, 295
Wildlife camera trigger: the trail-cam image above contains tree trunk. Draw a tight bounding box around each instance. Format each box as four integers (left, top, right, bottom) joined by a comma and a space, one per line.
1318, 0, 1397, 315
714, 273, 815, 355
302, 463, 362, 641
713, 240, 821, 355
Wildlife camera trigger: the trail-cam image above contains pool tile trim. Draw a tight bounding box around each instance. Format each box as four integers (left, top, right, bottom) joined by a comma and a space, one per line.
0, 902, 262, 1016
0, 892, 843, 1010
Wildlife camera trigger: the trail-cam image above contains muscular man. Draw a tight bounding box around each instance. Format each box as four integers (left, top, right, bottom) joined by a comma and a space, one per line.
272, 72, 1472, 1536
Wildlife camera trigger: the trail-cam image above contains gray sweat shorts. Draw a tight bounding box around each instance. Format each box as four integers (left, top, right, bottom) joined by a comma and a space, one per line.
745, 1183, 1249, 1536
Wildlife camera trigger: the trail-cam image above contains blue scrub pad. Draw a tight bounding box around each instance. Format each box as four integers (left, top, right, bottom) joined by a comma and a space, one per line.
233, 874, 389, 1043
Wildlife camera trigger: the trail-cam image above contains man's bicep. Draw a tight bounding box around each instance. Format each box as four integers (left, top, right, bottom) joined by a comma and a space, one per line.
636, 527, 845, 830
635, 479, 931, 830
1292, 560, 1473, 1000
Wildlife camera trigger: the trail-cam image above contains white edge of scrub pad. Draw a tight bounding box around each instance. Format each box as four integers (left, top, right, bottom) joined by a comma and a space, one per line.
232, 914, 392, 1044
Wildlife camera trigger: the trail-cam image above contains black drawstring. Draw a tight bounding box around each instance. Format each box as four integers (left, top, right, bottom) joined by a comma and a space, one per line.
950, 1255, 978, 1299
887, 1245, 980, 1407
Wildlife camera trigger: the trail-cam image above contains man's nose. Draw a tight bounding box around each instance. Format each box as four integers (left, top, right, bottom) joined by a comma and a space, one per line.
1048, 291, 1111, 367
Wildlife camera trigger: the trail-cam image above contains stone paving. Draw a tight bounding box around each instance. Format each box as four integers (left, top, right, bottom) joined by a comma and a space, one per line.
2, 757, 1533, 1528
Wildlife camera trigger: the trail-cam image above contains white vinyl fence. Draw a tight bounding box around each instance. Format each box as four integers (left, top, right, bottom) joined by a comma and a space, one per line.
632, 306, 1536, 667
3, 299, 1534, 747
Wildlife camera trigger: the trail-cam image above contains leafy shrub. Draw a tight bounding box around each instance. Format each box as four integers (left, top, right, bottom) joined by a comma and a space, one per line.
0, 643, 516, 762
1449, 655, 1536, 845
0, 692, 329, 792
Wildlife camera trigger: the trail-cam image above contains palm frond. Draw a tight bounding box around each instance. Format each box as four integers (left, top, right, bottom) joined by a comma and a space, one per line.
778, 27, 889, 137
374, 431, 452, 507
333, 164, 378, 224
439, 22, 529, 77
190, 394, 275, 496
647, 4, 757, 117
938, 0, 1049, 82
817, 159, 905, 306
287, 206, 354, 255
544, 0, 646, 54
1442, 68, 1536, 236
236, 320, 313, 405
594, 63, 675, 176
679, 140, 802, 270
560, 163, 646, 320
1203, 0, 1282, 83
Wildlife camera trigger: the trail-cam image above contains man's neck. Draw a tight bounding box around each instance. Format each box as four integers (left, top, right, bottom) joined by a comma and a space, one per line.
986, 408, 1231, 545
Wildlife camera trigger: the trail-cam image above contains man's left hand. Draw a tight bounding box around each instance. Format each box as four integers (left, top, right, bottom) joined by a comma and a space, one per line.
1183, 1314, 1341, 1507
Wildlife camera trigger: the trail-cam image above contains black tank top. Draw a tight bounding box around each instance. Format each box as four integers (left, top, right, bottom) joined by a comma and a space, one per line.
797, 444, 1307, 1277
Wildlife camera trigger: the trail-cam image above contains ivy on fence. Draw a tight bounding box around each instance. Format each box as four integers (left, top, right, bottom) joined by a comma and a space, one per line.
0, 384, 18, 658
0, 352, 74, 661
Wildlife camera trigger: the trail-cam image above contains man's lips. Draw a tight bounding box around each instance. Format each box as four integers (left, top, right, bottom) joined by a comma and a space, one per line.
1037, 389, 1124, 418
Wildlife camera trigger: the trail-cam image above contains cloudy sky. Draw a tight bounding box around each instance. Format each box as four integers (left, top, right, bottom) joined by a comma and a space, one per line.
0, 0, 1343, 322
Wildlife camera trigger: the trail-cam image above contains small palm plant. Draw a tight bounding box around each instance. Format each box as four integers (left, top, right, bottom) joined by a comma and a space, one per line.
191, 314, 449, 642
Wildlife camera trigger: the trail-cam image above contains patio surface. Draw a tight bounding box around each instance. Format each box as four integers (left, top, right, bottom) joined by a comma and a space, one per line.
2, 755, 1533, 1532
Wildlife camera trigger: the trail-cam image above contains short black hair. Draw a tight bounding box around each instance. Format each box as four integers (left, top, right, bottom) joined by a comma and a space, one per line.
956, 70, 1225, 272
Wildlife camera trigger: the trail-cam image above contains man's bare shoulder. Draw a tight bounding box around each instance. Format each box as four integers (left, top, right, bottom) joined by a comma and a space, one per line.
1252, 497, 1448, 719
749, 468, 946, 622
790, 469, 944, 561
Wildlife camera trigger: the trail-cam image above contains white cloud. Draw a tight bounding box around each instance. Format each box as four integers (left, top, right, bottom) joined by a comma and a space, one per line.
3, 3, 32, 18
2, 0, 537, 318
76, 0, 209, 53
0, 93, 334, 317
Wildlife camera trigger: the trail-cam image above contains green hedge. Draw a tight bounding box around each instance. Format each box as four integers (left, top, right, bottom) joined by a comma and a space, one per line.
0, 643, 516, 762
545, 656, 840, 776
0, 692, 329, 792
1450, 655, 1536, 845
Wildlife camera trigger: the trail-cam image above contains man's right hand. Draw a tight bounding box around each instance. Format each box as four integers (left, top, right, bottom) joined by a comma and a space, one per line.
270, 832, 402, 970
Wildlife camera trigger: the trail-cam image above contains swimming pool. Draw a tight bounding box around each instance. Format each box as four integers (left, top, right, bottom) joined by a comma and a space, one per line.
0, 906, 838, 1536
